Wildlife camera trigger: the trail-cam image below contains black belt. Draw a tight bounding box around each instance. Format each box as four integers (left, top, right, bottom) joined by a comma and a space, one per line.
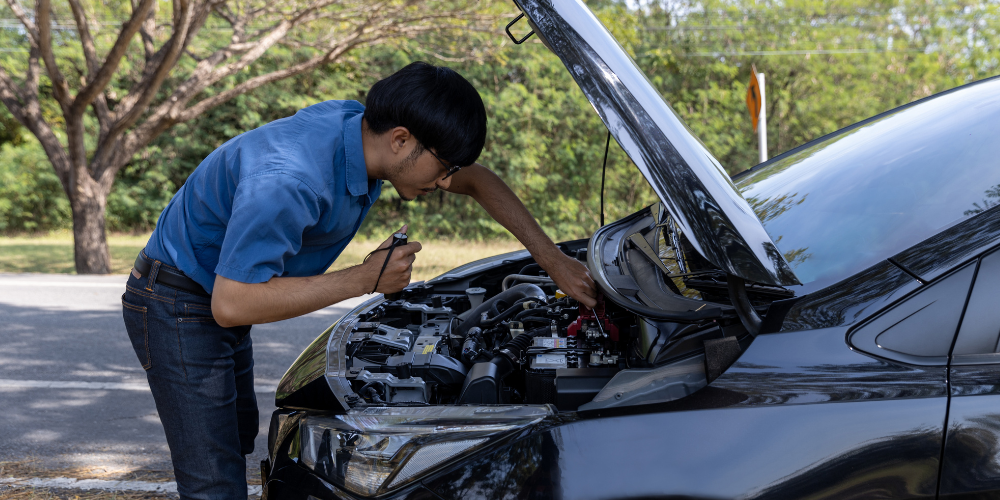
133, 253, 210, 297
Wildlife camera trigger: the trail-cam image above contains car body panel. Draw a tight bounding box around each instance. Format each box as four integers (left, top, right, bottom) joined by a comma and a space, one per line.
778, 259, 921, 332
425, 327, 947, 499
942, 364, 1000, 499
939, 246, 1000, 498
514, 0, 799, 287
893, 205, 1000, 283
735, 78, 1000, 287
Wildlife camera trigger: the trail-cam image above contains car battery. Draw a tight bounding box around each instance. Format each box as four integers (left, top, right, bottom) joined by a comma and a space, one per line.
525, 337, 568, 404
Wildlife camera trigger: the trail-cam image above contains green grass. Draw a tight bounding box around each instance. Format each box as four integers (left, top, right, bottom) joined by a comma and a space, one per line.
0, 231, 150, 274
0, 232, 526, 281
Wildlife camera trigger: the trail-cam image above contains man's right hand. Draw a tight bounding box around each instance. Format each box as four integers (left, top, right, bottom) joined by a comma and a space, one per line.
361, 225, 422, 294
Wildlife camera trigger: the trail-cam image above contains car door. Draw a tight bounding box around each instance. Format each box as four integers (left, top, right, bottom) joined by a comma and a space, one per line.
939, 245, 1000, 499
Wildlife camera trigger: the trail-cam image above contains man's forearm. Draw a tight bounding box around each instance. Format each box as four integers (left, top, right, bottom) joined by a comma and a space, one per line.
212, 266, 368, 328
449, 164, 562, 265
445, 164, 598, 307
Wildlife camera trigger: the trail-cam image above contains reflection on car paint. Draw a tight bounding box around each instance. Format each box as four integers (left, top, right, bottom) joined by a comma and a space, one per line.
941, 363, 1000, 497
712, 327, 947, 405
427, 398, 945, 499
737, 78, 1000, 285
893, 205, 1000, 282
780, 259, 920, 331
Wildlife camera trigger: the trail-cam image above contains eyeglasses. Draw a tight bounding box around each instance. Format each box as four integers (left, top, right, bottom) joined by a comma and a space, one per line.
426, 148, 463, 179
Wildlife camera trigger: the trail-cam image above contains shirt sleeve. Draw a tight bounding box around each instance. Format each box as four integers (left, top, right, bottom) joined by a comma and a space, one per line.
215, 173, 322, 284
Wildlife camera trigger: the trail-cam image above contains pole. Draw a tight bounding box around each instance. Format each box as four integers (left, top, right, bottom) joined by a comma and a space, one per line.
758, 72, 767, 163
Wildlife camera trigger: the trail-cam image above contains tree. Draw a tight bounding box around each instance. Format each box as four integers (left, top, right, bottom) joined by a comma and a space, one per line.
0, 0, 492, 273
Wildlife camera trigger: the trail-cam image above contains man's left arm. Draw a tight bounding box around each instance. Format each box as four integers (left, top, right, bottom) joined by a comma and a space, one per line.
445, 164, 598, 308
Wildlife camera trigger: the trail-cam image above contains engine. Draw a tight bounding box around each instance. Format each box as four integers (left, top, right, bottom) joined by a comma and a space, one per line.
342, 277, 633, 411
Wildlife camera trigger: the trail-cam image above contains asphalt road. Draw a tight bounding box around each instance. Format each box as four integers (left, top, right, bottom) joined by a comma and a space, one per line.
0, 273, 369, 482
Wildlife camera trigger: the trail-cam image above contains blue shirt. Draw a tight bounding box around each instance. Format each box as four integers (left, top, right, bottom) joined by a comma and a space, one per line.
144, 100, 382, 294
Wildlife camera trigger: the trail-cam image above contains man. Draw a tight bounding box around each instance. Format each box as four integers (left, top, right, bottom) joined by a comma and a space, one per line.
121, 61, 597, 499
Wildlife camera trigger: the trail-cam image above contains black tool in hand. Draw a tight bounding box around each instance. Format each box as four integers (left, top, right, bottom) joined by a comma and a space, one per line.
365, 232, 408, 301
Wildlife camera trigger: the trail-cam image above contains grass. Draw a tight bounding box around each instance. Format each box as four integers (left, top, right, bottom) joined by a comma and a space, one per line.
0, 231, 526, 282
0, 231, 150, 274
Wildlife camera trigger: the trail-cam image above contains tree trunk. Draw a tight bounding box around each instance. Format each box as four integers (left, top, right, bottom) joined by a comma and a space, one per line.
71, 189, 112, 274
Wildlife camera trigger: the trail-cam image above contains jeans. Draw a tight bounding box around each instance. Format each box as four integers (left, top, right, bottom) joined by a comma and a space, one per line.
121, 257, 257, 500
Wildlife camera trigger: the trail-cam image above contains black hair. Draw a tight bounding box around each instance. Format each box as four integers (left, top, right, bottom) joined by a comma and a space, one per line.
364, 62, 487, 167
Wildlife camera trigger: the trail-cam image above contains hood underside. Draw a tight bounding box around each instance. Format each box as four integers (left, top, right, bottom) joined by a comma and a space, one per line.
514, 0, 800, 286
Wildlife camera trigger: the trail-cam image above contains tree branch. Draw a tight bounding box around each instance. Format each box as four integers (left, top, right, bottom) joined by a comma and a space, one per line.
110, 0, 212, 128
95, 0, 490, 185
92, 0, 211, 176
178, 48, 342, 121
4, 0, 39, 44
67, 0, 99, 74
36, 0, 72, 111
0, 52, 73, 195
71, 0, 156, 115
140, 5, 157, 63
0, 62, 28, 122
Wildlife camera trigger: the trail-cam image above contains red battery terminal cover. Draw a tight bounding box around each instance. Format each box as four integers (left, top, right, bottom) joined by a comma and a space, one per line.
566, 293, 619, 341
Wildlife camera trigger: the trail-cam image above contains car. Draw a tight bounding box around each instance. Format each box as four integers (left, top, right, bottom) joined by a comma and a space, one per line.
260, 0, 1000, 498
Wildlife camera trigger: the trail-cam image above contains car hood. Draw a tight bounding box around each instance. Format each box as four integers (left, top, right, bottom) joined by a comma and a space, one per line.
514, 0, 800, 286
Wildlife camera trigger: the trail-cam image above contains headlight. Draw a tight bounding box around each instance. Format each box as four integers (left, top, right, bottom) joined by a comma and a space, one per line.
298, 405, 553, 496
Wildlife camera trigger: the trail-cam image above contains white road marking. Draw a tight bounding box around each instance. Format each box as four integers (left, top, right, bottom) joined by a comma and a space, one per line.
0, 379, 278, 394
0, 476, 177, 493
0, 279, 126, 288
0, 477, 263, 495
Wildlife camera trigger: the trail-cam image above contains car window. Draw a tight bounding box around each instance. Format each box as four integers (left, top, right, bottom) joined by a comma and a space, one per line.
735, 78, 1000, 286
849, 262, 976, 365
952, 247, 1000, 359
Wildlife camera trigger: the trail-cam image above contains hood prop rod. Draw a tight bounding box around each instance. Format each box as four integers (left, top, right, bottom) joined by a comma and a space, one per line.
727, 275, 762, 337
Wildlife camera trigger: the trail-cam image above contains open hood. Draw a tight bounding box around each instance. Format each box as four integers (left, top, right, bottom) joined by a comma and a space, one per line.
513, 0, 800, 286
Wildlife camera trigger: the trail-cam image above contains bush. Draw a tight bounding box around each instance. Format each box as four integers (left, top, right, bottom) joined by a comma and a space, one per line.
0, 140, 70, 232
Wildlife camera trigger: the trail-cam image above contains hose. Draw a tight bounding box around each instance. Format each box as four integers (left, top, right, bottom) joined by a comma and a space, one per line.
488, 327, 550, 378
456, 283, 547, 337
481, 298, 544, 327
501, 274, 555, 291
359, 381, 386, 403
514, 315, 553, 325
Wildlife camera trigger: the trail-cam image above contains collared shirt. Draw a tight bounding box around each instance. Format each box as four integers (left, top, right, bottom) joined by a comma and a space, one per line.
143, 100, 382, 294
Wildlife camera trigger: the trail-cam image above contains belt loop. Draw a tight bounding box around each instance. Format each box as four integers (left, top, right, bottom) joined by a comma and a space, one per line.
146, 260, 162, 292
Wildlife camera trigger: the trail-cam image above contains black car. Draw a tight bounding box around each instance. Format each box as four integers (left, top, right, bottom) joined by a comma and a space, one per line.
261, 0, 1000, 498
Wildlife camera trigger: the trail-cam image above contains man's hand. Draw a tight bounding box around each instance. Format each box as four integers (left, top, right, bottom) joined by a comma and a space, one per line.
360, 225, 422, 294
211, 225, 421, 327
538, 251, 598, 308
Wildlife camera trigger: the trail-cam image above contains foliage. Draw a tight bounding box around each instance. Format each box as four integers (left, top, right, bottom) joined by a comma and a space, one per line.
0, 137, 70, 232
2, 0, 998, 244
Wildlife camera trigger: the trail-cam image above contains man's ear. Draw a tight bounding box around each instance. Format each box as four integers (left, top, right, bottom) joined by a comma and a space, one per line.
389, 126, 414, 155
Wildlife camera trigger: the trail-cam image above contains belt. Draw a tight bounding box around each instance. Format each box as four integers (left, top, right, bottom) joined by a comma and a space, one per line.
133, 253, 210, 297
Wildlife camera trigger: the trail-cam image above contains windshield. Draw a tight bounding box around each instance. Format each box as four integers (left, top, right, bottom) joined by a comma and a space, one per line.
735, 78, 1000, 285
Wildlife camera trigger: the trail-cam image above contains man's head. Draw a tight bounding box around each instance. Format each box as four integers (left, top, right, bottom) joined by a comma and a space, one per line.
363, 62, 487, 200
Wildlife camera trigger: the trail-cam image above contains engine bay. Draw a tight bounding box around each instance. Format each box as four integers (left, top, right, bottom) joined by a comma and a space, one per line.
342, 279, 636, 410
330, 205, 795, 412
